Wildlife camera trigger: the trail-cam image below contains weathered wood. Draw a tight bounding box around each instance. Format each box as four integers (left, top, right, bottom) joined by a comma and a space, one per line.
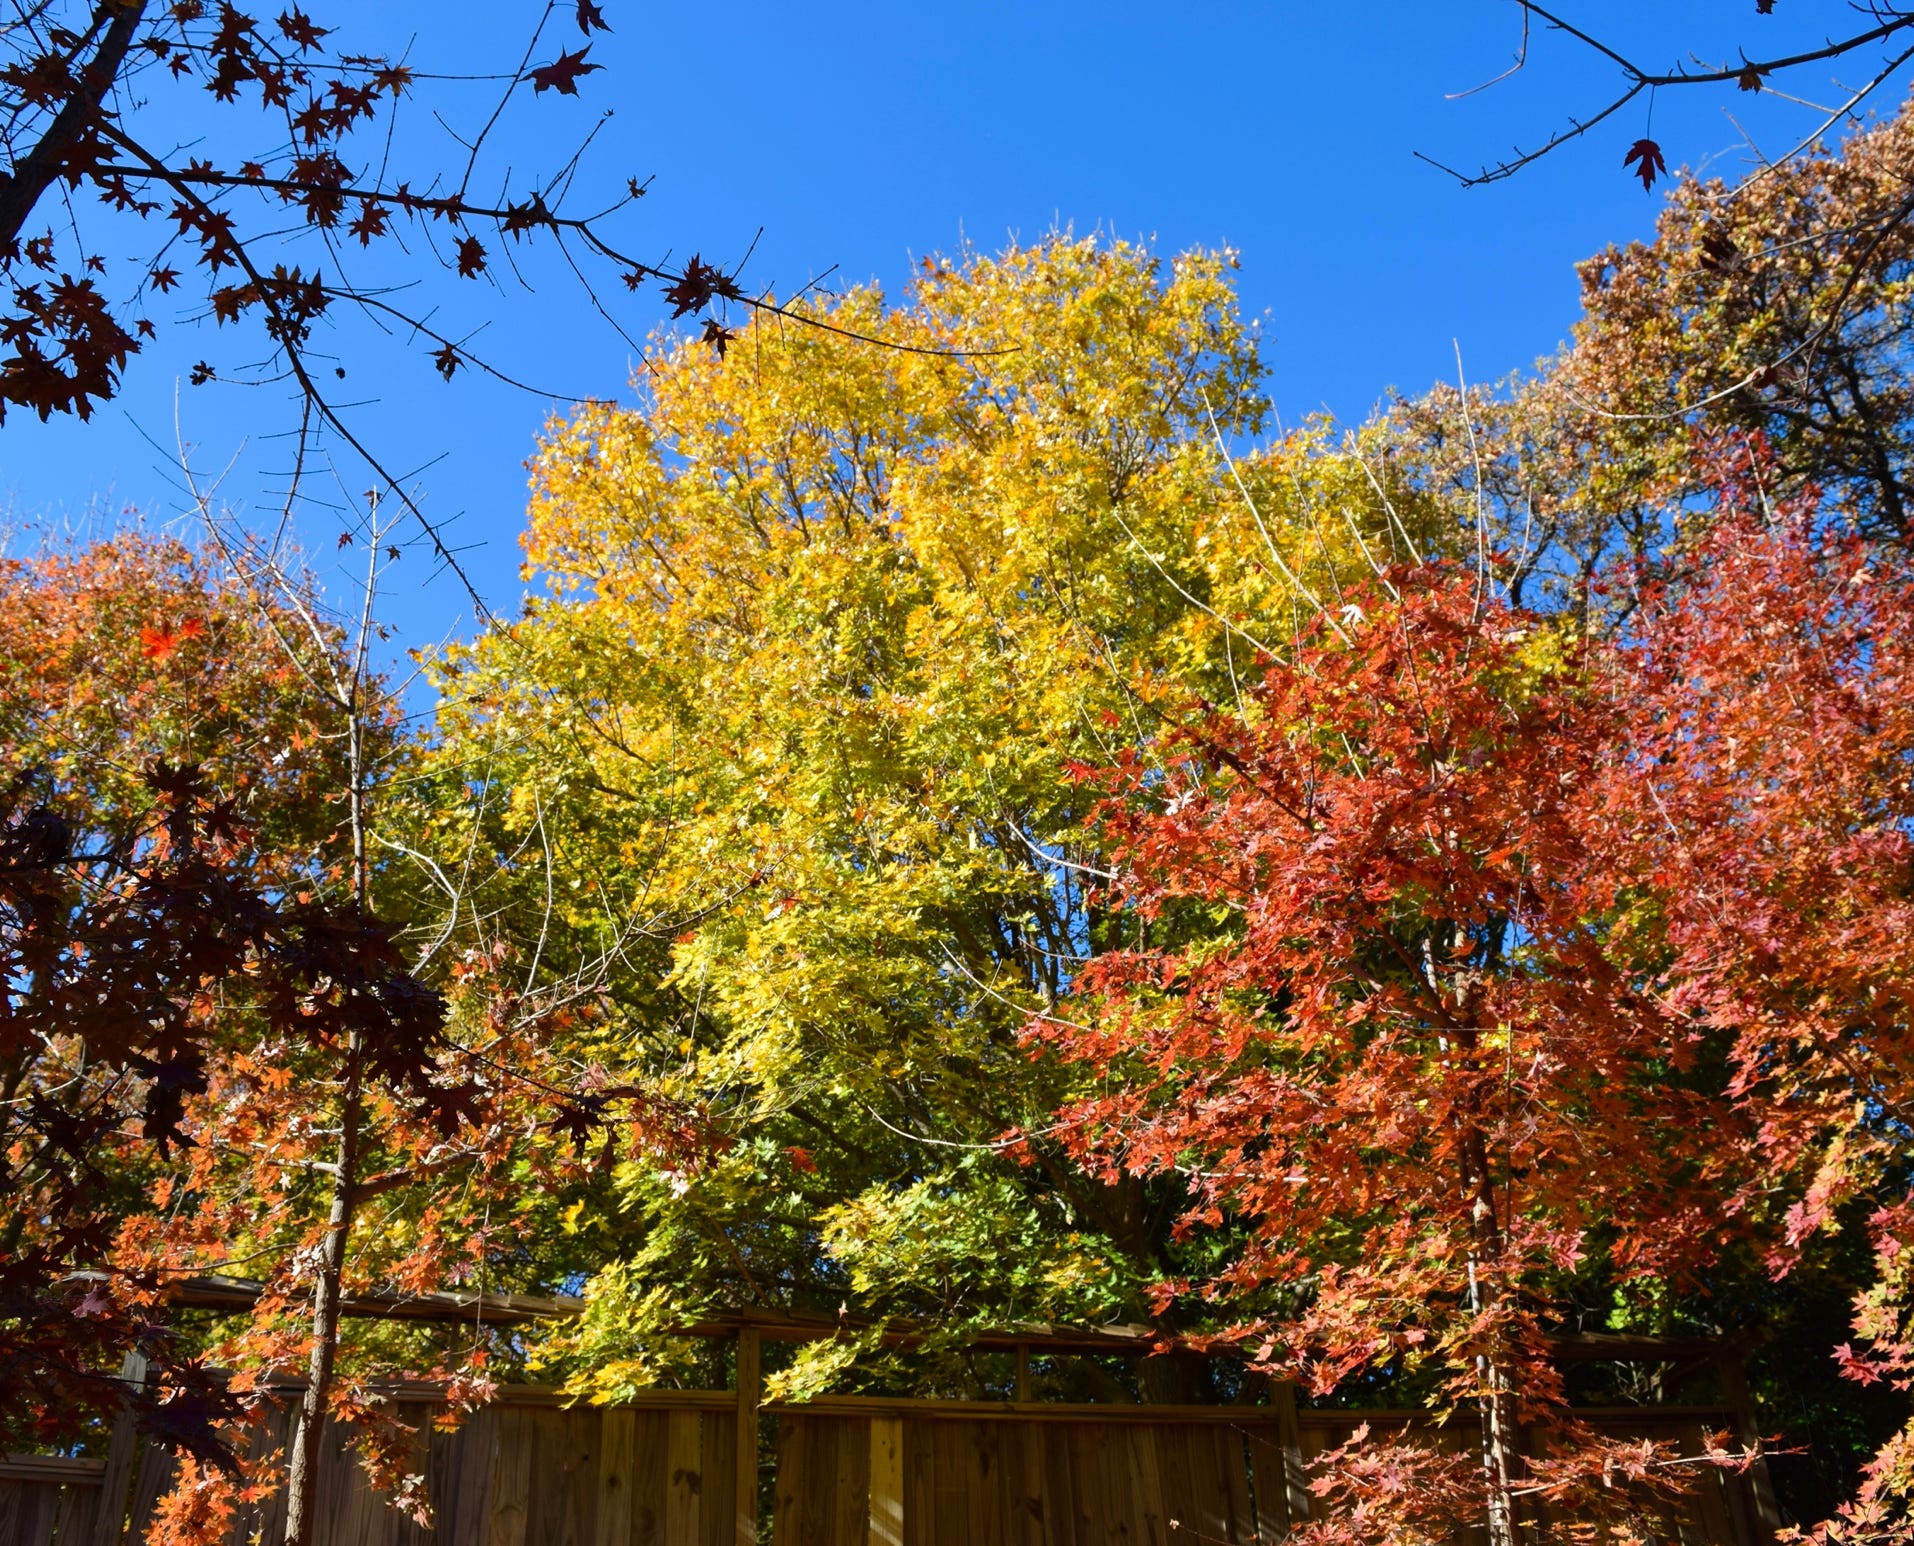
1719, 1350, 1781, 1545
1244, 1422, 1290, 1542
0, 1455, 105, 1484
829, 1418, 866, 1546
1269, 1379, 1311, 1532
765, 1397, 1296, 1425
52, 1470, 102, 1545
735, 1329, 762, 1546
597, 1408, 639, 1546
87, 1350, 149, 1546
867, 1419, 902, 1546
439, 1406, 501, 1546
8, 1374, 1771, 1546
1128, 1425, 1168, 1546
666, 1409, 703, 1546
489, 1407, 538, 1546
699, 1412, 738, 1546
0, 1476, 61, 1546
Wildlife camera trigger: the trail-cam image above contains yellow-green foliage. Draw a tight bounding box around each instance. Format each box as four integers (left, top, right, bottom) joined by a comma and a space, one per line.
431, 236, 1446, 1396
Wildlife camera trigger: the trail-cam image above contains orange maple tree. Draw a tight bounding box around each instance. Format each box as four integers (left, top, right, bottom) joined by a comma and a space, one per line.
1038, 444, 1914, 1537
0, 536, 691, 1546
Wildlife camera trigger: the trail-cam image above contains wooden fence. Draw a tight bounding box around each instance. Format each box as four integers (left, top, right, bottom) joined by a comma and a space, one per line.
768, 1396, 1777, 1546
1, 1386, 1778, 1546
1, 1383, 746, 1546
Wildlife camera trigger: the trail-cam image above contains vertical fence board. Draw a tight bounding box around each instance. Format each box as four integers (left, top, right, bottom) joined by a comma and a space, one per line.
665, 1411, 702, 1546
699, 1413, 736, 1546
597, 1409, 639, 1546
487, 1407, 538, 1546
734, 1334, 762, 1546
1240, 1423, 1286, 1546
867, 1419, 902, 1546
52, 1472, 102, 1546
436, 1406, 500, 1546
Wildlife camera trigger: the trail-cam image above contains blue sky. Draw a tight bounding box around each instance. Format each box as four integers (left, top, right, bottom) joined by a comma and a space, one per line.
3, 1, 1895, 650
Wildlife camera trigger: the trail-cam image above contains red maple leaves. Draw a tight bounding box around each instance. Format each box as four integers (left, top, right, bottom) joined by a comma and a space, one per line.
1042, 448, 1914, 1530
139, 616, 206, 661
1624, 136, 1667, 190
529, 45, 600, 96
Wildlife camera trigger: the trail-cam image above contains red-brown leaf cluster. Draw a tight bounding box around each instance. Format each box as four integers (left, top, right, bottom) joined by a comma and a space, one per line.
1041, 446, 1914, 1532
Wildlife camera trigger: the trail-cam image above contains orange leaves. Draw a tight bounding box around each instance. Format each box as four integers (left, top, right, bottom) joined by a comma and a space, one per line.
139, 615, 206, 661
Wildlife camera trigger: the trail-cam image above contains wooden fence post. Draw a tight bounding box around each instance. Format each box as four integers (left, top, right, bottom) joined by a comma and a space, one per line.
1271, 1379, 1311, 1529
1718, 1349, 1781, 1545
734, 1329, 761, 1546
86, 1351, 148, 1546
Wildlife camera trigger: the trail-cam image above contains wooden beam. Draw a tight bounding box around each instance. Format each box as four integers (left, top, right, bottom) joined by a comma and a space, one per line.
0, 1456, 106, 1484
64, 1271, 583, 1326
106, 1273, 1744, 1373
763, 1395, 1299, 1424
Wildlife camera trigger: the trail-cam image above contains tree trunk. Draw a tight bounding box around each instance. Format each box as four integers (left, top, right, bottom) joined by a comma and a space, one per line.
281, 1050, 361, 1546
0, 3, 149, 248
1462, 1130, 1520, 1546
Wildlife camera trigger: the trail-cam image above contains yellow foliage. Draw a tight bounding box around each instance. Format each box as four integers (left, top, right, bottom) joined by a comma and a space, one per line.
432, 236, 1447, 1389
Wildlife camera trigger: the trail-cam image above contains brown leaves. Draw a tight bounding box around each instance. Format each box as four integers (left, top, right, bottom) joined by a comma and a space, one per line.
575, 0, 610, 32
275, 6, 329, 49
662, 254, 743, 317
455, 234, 487, 278
1623, 137, 1667, 190
0, 276, 140, 423
529, 45, 600, 95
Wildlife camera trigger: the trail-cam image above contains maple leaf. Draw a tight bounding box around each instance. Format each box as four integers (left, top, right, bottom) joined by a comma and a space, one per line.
500, 194, 554, 238
529, 45, 600, 96
662, 254, 742, 318
71, 1284, 113, 1319
456, 235, 487, 278
139, 617, 205, 662
1738, 66, 1764, 91
576, 0, 610, 32
701, 317, 738, 357
787, 1146, 818, 1173
1755, 0, 1774, 11
433, 343, 461, 380
1624, 137, 1667, 191
276, 6, 329, 49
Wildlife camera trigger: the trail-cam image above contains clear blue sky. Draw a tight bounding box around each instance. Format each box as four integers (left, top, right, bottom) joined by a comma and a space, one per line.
2, 1, 1892, 650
